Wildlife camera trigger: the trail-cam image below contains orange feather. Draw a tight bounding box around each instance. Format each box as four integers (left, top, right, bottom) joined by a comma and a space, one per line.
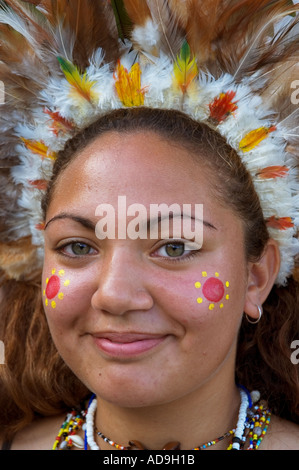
35, 222, 45, 231
21, 138, 56, 160
114, 60, 146, 107
29, 179, 48, 190
257, 166, 289, 179
208, 91, 238, 124
44, 109, 75, 136
266, 216, 294, 230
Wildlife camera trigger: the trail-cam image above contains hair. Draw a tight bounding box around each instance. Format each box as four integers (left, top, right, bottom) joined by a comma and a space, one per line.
1, 107, 298, 440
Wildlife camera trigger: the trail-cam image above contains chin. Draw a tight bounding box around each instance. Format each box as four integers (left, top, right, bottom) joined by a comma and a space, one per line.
83, 369, 172, 409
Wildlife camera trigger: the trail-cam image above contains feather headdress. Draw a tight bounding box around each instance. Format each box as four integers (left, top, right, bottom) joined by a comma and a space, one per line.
0, 0, 298, 286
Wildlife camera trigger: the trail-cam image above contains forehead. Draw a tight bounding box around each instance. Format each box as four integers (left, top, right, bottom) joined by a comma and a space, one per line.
45, 130, 245, 243
47, 130, 219, 218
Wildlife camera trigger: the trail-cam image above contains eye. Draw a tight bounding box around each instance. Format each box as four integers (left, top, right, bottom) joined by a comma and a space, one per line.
71, 242, 93, 256
58, 241, 97, 257
159, 242, 186, 257
154, 241, 201, 261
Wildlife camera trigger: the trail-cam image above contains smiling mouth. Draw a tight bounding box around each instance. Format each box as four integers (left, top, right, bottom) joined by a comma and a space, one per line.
92, 333, 168, 358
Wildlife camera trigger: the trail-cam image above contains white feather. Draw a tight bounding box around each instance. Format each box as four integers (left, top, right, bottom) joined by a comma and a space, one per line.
0, 3, 40, 54
132, 19, 160, 53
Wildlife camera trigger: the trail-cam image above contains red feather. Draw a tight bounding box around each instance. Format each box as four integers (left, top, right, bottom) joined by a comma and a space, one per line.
266, 216, 294, 230
208, 91, 238, 124
44, 109, 75, 136
29, 179, 48, 190
35, 222, 45, 231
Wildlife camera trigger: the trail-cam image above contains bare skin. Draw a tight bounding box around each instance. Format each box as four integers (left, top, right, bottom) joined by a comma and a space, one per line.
2, 413, 298, 450
2, 131, 298, 450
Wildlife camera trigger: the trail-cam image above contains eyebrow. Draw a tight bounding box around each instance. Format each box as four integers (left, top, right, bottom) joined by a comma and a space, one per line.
44, 212, 217, 232
147, 213, 217, 231
45, 213, 96, 231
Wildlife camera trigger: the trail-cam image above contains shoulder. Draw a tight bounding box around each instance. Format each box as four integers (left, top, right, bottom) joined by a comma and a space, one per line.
1, 413, 66, 451
261, 415, 299, 450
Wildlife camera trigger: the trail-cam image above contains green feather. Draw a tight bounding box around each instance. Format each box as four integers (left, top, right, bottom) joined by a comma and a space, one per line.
110, 0, 132, 41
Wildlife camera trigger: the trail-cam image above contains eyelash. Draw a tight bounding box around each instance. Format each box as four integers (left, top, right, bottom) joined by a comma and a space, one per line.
55, 240, 201, 263
55, 241, 97, 259
152, 240, 201, 264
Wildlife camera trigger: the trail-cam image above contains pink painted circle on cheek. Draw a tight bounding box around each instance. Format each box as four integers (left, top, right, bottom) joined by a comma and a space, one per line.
202, 277, 225, 303
46, 275, 61, 299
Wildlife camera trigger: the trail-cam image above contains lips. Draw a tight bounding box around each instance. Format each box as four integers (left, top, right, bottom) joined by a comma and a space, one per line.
92, 332, 167, 358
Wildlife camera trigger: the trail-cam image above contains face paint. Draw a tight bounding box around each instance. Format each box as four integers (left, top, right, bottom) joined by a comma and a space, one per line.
195, 272, 230, 310
43, 268, 70, 309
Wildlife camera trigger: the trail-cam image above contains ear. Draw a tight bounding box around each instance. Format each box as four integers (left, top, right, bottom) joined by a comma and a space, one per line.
243, 239, 280, 321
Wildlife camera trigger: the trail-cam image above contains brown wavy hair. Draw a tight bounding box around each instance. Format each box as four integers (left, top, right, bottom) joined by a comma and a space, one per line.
1, 107, 298, 440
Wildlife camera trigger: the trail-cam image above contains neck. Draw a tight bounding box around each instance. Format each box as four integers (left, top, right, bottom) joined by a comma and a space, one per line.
94, 379, 240, 450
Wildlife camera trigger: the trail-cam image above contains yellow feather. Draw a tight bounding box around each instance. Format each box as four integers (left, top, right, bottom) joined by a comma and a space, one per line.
57, 56, 98, 103
21, 138, 56, 160
114, 61, 145, 107
173, 41, 198, 94
239, 126, 277, 152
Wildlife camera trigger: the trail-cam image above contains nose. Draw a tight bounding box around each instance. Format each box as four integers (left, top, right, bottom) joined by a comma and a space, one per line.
91, 247, 154, 316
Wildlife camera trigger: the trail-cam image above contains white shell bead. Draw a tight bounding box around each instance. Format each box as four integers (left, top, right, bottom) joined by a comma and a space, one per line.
250, 390, 261, 404
70, 434, 85, 449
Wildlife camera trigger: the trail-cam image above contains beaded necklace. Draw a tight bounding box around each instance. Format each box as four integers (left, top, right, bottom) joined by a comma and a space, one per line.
52, 409, 87, 450
52, 388, 271, 451
95, 428, 236, 451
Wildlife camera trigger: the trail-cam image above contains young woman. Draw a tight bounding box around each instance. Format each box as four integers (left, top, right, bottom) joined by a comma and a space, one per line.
0, 0, 298, 450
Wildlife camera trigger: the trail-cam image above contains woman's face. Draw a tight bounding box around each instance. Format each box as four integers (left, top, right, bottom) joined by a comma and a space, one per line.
43, 131, 248, 407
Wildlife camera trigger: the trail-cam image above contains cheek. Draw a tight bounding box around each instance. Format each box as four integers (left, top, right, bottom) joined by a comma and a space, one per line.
194, 271, 231, 312
186, 270, 243, 358
43, 269, 68, 309
154, 270, 232, 332
163, 268, 243, 354
42, 267, 92, 326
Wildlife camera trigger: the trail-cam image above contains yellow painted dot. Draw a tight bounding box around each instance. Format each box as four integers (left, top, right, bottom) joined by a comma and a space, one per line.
220, 303, 224, 309
52, 268, 56, 275
202, 271, 207, 277
209, 304, 215, 310
215, 272, 219, 277
226, 294, 230, 300
58, 269, 65, 277
46, 278, 49, 284
51, 301, 56, 309
197, 297, 203, 304
45, 299, 48, 307
195, 282, 201, 288
58, 292, 64, 300
64, 279, 70, 287
226, 281, 230, 288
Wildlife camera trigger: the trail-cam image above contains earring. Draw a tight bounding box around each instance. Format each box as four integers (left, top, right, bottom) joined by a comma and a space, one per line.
245, 305, 263, 324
